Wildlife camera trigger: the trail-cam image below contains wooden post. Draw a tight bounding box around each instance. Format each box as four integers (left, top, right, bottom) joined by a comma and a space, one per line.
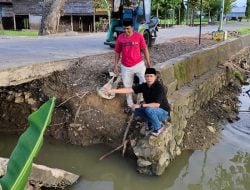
93, 15, 95, 33
28, 13, 30, 29
80, 16, 83, 32
13, 13, 16, 30
71, 15, 73, 31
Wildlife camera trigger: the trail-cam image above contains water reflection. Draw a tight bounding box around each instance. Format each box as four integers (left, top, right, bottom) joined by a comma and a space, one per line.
168, 85, 250, 190
0, 133, 190, 190
38, 138, 191, 190
1, 85, 250, 190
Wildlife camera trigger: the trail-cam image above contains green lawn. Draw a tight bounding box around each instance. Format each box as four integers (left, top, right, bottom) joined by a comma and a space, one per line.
0, 30, 38, 36
236, 27, 250, 35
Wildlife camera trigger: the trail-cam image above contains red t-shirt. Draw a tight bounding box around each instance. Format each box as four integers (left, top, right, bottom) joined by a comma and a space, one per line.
115, 32, 147, 67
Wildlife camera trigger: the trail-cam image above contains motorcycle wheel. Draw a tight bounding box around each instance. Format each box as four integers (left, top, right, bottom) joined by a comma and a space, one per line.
143, 31, 152, 47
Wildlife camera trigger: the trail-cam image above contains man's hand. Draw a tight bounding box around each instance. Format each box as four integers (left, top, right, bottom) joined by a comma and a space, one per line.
146, 62, 152, 68
113, 65, 119, 74
132, 104, 140, 111
103, 88, 113, 95
114, 52, 120, 74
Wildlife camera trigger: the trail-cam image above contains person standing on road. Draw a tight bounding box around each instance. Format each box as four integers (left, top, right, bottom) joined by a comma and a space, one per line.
114, 19, 151, 113
105, 68, 170, 136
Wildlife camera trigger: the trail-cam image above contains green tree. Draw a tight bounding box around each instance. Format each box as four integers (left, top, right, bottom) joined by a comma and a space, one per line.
152, 0, 183, 24
246, 0, 250, 21
152, 0, 165, 17
93, 0, 111, 32
224, 0, 236, 15
152, 0, 171, 17
188, 0, 200, 25
180, 0, 186, 24
203, 0, 219, 21
175, 0, 185, 24
202, 0, 236, 21
94, 0, 111, 23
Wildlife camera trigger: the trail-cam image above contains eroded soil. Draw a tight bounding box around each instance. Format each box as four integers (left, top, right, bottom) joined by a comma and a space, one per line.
183, 80, 242, 150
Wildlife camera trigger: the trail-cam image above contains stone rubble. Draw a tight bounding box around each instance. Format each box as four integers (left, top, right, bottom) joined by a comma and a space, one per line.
0, 157, 79, 190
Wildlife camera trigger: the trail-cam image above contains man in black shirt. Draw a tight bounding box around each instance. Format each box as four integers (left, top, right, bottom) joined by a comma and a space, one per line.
105, 68, 170, 136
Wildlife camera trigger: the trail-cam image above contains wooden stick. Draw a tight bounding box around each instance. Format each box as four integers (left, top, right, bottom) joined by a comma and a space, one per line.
122, 140, 129, 156
99, 140, 127, 161
122, 113, 134, 142
99, 107, 136, 160
122, 113, 134, 156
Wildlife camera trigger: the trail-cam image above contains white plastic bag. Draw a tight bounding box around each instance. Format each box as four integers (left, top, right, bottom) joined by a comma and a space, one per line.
97, 75, 121, 100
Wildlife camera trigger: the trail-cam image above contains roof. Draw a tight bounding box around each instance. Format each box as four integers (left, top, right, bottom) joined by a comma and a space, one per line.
0, 0, 12, 3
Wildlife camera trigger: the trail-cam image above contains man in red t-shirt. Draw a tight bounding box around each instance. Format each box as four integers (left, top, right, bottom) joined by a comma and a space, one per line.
114, 19, 151, 113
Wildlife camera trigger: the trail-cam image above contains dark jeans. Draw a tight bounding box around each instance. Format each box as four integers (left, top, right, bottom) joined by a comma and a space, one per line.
134, 107, 168, 131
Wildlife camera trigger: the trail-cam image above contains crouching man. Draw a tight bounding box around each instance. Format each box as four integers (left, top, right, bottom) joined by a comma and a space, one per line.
105, 68, 170, 136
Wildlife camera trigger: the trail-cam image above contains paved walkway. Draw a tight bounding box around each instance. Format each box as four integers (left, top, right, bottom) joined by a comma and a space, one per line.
0, 22, 249, 86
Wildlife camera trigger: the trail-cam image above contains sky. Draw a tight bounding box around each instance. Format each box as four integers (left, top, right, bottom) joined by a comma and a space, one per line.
235, 0, 247, 7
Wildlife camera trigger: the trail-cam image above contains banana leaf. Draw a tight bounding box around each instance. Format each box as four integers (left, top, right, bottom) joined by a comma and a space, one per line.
0, 97, 56, 190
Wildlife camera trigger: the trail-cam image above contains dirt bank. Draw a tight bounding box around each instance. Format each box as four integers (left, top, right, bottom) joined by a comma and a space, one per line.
183, 80, 242, 150
0, 32, 247, 150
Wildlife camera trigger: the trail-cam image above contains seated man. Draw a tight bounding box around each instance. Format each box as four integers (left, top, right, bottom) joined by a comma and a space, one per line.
105, 68, 170, 136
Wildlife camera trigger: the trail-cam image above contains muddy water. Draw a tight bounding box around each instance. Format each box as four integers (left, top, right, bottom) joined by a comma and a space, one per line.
1, 85, 250, 190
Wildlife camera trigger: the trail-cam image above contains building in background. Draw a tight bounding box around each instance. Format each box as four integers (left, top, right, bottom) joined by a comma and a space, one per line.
0, 0, 13, 29
225, 6, 246, 21
0, 0, 108, 32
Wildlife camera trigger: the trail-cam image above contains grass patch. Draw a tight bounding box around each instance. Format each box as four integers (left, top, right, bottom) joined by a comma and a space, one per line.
0, 30, 38, 36
236, 27, 250, 35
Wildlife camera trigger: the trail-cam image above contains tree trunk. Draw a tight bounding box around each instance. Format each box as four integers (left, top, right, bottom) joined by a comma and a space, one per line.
0, 21, 3, 30
0, 17, 3, 30
186, 0, 189, 25
39, 0, 68, 35
191, 9, 194, 26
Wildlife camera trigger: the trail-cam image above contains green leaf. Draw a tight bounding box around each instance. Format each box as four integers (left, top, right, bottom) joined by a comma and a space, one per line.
0, 97, 56, 190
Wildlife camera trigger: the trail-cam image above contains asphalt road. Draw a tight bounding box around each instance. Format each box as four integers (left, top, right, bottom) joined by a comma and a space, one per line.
0, 22, 249, 70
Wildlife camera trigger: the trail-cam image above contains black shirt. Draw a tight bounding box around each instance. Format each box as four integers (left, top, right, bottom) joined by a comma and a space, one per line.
132, 80, 170, 113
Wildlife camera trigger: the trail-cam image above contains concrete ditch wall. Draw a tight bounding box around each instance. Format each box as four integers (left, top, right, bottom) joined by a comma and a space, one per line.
132, 35, 250, 175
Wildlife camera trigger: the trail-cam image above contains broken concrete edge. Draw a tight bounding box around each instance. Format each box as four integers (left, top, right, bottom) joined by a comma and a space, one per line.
0, 58, 77, 87
0, 157, 79, 189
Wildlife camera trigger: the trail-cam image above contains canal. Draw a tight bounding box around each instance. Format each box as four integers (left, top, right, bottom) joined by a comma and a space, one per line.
0, 85, 250, 190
